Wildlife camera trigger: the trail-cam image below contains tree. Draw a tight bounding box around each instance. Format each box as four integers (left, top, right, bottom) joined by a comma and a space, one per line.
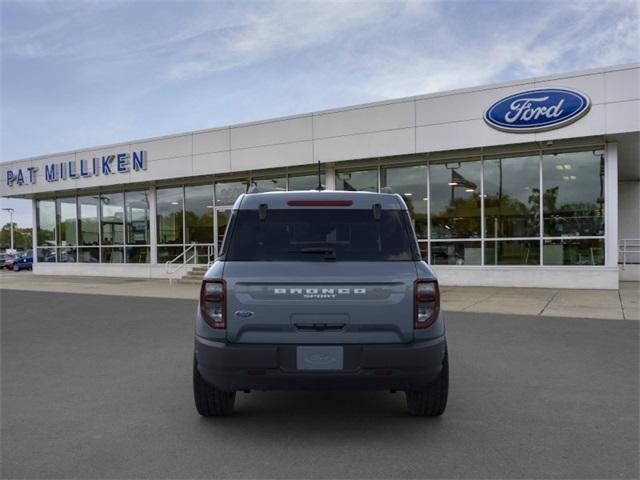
0, 223, 32, 251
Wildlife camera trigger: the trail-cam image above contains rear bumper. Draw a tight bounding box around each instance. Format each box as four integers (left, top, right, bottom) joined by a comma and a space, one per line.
194, 336, 446, 391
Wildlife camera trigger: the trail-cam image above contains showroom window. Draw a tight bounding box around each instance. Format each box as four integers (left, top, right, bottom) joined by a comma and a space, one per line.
251, 176, 286, 193
78, 195, 100, 263
484, 155, 540, 238
125, 190, 151, 264
56, 197, 77, 263
381, 164, 429, 239
329, 148, 605, 267
288, 172, 325, 191
542, 151, 605, 237
215, 180, 248, 207
156, 187, 184, 263
36, 199, 56, 262
185, 184, 214, 264
429, 160, 481, 265
336, 169, 378, 192
100, 192, 124, 263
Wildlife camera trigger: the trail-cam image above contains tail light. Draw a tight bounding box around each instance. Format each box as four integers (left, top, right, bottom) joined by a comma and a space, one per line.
200, 279, 226, 329
414, 279, 439, 329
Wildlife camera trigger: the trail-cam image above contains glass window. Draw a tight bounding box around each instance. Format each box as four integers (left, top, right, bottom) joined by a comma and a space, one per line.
185, 184, 213, 244
288, 173, 325, 191
78, 247, 100, 263
101, 247, 124, 263
382, 165, 429, 239
58, 246, 77, 263
336, 169, 378, 192
36, 200, 56, 246
78, 195, 100, 246
125, 191, 150, 245
157, 187, 183, 244
37, 246, 57, 262
157, 245, 184, 264
252, 177, 286, 193
484, 155, 540, 238
485, 240, 540, 265
225, 209, 416, 261
215, 180, 248, 206
56, 197, 77, 246
430, 241, 481, 265
542, 151, 605, 237
543, 238, 604, 265
430, 160, 481, 239
125, 246, 150, 264
100, 193, 124, 245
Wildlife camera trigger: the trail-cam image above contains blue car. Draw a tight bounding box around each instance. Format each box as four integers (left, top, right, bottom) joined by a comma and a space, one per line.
12, 250, 33, 271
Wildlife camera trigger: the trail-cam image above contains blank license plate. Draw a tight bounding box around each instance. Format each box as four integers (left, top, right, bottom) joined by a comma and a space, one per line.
296, 346, 343, 370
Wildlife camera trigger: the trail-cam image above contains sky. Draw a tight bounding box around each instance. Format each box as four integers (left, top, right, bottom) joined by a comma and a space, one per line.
1, 0, 639, 228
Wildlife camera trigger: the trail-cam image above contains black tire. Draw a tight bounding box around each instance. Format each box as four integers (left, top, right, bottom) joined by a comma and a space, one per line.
405, 345, 449, 416
193, 358, 236, 416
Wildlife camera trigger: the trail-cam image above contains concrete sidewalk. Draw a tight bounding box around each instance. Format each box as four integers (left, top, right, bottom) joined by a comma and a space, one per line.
1, 271, 638, 320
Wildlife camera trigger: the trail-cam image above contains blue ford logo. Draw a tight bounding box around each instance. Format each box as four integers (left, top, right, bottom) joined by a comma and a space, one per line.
234, 310, 254, 318
484, 88, 590, 133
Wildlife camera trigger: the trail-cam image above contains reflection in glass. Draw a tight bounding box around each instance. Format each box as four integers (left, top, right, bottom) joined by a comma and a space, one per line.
125, 191, 150, 245
430, 160, 481, 239
252, 177, 286, 193
78, 195, 99, 246
382, 165, 428, 239
37, 247, 57, 262
185, 185, 213, 244
157, 187, 183, 244
101, 193, 124, 245
157, 246, 184, 263
484, 156, 540, 238
430, 241, 481, 265
58, 247, 77, 263
215, 180, 248, 206
101, 247, 124, 263
418, 242, 428, 262
485, 240, 540, 265
288, 173, 325, 191
56, 197, 77, 246
126, 246, 150, 263
36, 200, 56, 246
542, 151, 605, 237
78, 247, 100, 263
543, 238, 604, 265
336, 169, 378, 192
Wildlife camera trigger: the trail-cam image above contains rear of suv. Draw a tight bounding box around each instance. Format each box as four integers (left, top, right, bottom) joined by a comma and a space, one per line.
193, 191, 448, 416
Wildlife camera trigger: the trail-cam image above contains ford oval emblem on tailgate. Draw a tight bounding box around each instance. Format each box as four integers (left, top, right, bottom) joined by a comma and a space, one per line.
234, 310, 254, 318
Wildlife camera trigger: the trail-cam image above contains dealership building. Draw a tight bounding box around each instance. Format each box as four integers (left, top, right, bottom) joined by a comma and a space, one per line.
1, 63, 638, 289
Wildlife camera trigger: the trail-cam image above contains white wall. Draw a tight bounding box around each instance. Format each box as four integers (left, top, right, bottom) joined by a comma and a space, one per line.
433, 266, 619, 289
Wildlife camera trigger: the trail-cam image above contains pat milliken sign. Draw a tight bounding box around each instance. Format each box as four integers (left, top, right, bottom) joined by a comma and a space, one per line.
484, 88, 591, 133
4, 150, 147, 187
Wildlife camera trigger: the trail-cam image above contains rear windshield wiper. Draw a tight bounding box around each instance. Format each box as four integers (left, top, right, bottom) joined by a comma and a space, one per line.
288, 247, 337, 260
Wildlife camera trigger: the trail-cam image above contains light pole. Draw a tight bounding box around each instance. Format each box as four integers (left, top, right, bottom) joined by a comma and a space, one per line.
2, 207, 15, 251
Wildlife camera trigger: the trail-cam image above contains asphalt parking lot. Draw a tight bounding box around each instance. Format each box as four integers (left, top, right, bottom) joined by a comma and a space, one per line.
1, 290, 638, 479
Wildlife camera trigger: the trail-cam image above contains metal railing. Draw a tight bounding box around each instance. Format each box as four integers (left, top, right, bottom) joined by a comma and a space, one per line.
619, 238, 640, 269
166, 243, 197, 282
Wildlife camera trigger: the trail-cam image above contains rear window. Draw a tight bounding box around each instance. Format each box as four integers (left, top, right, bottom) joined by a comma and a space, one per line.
224, 209, 417, 261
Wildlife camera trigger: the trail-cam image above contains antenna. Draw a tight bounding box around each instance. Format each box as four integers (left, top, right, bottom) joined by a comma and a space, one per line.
315, 160, 325, 191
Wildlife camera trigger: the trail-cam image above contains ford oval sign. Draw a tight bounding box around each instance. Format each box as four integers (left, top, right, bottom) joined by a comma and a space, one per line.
484, 88, 590, 133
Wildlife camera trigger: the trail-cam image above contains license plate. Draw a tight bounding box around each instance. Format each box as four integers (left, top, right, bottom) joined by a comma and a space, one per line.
296, 346, 343, 370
